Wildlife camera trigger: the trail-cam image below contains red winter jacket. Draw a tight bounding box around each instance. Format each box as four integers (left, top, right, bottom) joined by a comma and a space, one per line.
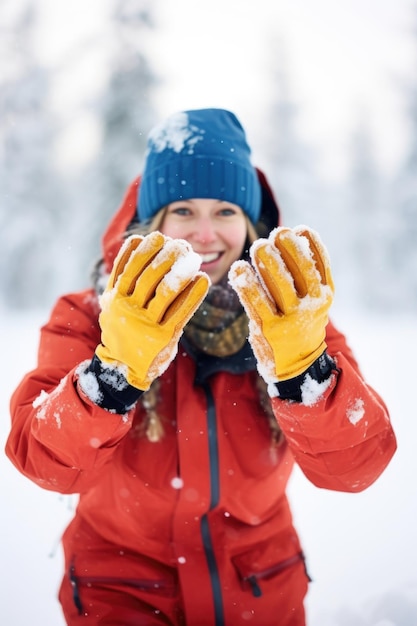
6, 172, 396, 626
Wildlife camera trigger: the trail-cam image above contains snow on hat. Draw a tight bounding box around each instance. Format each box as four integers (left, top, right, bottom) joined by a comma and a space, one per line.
137, 108, 262, 224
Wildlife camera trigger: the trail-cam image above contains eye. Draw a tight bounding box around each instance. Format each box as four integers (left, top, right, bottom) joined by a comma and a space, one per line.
169, 206, 191, 216
218, 205, 241, 217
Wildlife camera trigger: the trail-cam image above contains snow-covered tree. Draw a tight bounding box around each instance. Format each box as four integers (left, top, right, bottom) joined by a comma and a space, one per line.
72, 0, 158, 280
0, 2, 64, 309
260, 39, 324, 225
390, 8, 417, 311
259, 37, 347, 291
344, 111, 393, 311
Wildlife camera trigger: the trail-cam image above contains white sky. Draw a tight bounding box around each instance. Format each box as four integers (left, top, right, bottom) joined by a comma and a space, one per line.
7, 0, 417, 180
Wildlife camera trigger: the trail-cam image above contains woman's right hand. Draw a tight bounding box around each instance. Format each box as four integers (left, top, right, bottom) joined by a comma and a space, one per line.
96, 232, 210, 390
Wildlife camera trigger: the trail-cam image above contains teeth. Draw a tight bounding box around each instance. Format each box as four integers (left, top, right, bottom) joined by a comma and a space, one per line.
199, 252, 220, 263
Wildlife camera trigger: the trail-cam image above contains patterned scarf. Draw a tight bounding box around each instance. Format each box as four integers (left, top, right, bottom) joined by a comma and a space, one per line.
184, 275, 249, 357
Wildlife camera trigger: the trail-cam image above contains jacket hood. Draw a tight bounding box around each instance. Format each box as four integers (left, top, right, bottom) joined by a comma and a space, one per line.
102, 168, 281, 274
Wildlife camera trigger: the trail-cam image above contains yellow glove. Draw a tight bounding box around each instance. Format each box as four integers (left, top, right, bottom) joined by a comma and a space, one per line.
228, 225, 334, 384
96, 232, 210, 390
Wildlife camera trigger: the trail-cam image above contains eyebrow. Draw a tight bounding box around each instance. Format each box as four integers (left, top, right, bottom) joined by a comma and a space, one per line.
169, 199, 239, 207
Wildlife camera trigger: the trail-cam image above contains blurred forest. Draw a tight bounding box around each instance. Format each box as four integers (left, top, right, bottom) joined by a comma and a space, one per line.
0, 0, 416, 313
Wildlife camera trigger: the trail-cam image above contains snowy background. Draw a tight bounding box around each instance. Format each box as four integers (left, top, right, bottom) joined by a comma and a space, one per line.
1, 0, 417, 624
2, 307, 417, 625
1, 0, 417, 314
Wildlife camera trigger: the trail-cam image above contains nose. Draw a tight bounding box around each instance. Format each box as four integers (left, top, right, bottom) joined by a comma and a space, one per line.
193, 216, 217, 244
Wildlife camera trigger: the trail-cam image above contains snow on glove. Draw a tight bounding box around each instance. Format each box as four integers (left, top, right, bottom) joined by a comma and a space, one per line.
96, 232, 210, 391
228, 225, 334, 384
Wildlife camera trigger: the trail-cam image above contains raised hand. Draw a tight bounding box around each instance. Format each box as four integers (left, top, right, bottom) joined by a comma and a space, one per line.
229, 226, 334, 384
96, 232, 210, 390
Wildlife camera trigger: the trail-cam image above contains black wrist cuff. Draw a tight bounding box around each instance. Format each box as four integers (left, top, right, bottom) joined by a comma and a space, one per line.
83, 354, 143, 413
275, 351, 336, 402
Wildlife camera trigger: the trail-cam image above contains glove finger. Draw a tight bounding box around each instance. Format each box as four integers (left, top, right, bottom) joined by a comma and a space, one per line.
162, 272, 210, 327
107, 235, 144, 289
250, 237, 299, 314
228, 260, 277, 323
133, 239, 198, 310
272, 227, 328, 300
117, 231, 167, 297
293, 226, 335, 294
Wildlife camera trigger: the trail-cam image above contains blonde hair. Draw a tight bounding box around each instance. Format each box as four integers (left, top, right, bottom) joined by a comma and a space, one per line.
127, 207, 167, 237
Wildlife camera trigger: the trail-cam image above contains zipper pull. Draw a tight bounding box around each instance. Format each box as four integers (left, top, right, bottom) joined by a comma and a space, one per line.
247, 575, 262, 597
69, 565, 83, 615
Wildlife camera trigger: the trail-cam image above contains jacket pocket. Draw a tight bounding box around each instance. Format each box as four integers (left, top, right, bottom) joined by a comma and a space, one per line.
69, 561, 177, 615
232, 542, 311, 598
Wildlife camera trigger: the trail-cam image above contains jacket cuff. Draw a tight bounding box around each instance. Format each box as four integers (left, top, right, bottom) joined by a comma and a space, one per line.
274, 351, 336, 402
77, 354, 143, 414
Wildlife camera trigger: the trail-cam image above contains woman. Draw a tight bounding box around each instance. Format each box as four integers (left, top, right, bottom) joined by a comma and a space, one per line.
6, 108, 396, 625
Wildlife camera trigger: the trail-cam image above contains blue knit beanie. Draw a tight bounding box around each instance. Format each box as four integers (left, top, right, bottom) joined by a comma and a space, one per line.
137, 108, 261, 224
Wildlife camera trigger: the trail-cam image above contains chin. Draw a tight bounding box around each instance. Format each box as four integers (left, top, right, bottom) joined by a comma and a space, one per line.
209, 271, 227, 285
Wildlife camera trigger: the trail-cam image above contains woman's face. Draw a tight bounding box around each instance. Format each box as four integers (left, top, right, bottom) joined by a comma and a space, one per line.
160, 198, 248, 284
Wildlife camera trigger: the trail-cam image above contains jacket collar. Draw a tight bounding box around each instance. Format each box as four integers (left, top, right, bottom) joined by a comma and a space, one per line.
180, 335, 257, 385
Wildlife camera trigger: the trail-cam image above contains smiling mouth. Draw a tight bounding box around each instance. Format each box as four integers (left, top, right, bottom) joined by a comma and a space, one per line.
199, 252, 222, 264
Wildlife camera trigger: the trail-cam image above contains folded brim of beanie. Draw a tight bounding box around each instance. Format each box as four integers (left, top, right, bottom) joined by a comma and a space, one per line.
138, 154, 261, 224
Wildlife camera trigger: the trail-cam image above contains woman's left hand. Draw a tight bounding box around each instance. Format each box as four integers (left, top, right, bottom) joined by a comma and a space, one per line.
229, 225, 334, 384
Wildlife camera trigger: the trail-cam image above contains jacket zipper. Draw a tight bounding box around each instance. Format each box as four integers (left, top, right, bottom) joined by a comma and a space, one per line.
200, 381, 224, 626
242, 551, 311, 598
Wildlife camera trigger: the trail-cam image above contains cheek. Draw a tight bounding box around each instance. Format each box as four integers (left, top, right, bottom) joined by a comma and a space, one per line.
159, 220, 183, 239
225, 225, 247, 255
